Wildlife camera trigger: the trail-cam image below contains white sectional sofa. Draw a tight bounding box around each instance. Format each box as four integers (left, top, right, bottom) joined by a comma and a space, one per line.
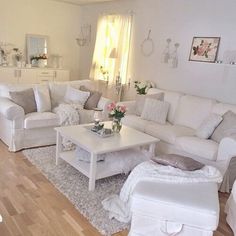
0, 80, 111, 152
121, 88, 236, 191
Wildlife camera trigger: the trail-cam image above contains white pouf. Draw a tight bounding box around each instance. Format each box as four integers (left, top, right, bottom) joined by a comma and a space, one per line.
225, 181, 236, 235
129, 181, 219, 236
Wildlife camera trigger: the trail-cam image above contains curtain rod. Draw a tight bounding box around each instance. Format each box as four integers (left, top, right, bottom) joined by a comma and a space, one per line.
101, 10, 135, 16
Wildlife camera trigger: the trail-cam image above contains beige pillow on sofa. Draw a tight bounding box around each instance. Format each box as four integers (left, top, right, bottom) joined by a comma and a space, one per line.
141, 98, 169, 124
211, 111, 236, 143
135, 92, 164, 116
152, 154, 204, 171
80, 86, 102, 110
10, 88, 37, 114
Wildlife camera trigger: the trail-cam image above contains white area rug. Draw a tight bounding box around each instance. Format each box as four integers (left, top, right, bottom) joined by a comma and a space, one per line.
23, 146, 129, 236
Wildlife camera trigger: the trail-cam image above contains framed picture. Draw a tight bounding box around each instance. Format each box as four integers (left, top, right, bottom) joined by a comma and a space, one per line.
189, 37, 220, 63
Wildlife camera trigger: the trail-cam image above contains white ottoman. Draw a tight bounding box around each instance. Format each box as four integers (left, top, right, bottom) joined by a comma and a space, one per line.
225, 181, 236, 235
129, 181, 219, 236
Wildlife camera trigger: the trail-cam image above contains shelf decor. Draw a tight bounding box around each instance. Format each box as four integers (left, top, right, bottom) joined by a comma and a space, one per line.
189, 37, 220, 63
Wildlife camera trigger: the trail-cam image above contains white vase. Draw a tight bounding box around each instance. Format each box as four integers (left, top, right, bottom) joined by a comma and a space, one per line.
38, 59, 46, 68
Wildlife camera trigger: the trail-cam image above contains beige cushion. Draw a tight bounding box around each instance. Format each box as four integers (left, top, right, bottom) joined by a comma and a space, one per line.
152, 154, 204, 171
174, 95, 216, 129
135, 93, 164, 116
24, 112, 60, 129
176, 136, 218, 161
141, 98, 169, 124
122, 114, 151, 132
211, 111, 236, 143
145, 123, 195, 144
80, 86, 102, 110
195, 113, 223, 139
10, 88, 37, 114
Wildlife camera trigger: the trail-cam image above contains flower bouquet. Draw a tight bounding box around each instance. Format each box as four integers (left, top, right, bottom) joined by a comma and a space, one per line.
107, 102, 127, 133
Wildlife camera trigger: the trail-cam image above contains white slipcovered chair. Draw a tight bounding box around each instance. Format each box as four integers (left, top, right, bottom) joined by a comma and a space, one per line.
225, 181, 236, 235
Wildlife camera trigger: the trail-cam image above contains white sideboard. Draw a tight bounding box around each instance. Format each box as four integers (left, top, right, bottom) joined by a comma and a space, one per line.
0, 67, 70, 84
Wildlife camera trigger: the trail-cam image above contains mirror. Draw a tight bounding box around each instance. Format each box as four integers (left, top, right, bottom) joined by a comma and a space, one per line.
26, 34, 49, 67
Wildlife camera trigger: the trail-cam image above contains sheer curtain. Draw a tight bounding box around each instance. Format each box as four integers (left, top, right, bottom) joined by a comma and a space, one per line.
90, 14, 132, 87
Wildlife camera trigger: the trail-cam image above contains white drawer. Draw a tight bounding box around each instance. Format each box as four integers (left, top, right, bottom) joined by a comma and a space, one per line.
37, 70, 55, 77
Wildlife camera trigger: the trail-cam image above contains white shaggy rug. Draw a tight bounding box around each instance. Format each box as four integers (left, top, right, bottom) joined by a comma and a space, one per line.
23, 146, 129, 236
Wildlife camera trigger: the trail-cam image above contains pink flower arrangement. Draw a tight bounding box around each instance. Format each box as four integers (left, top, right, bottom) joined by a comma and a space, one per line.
107, 102, 127, 119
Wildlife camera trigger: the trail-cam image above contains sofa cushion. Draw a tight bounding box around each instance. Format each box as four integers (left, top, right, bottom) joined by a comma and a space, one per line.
195, 113, 223, 139
80, 86, 102, 110
176, 136, 218, 161
64, 86, 90, 106
135, 93, 164, 116
141, 98, 169, 124
174, 95, 216, 129
24, 112, 60, 129
211, 111, 236, 143
122, 114, 151, 132
0, 84, 34, 98
152, 154, 204, 171
145, 123, 194, 144
34, 84, 51, 112
70, 80, 95, 90
147, 88, 183, 124
10, 88, 37, 114
212, 102, 236, 115
49, 82, 68, 108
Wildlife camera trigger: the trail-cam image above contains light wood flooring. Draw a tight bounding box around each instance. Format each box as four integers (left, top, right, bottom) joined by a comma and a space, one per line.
0, 141, 233, 236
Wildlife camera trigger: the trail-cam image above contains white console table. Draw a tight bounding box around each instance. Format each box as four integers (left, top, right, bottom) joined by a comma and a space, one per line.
0, 67, 70, 84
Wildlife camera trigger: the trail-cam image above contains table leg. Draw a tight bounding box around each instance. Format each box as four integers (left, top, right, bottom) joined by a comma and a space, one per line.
89, 153, 97, 191
149, 143, 156, 158
56, 131, 62, 165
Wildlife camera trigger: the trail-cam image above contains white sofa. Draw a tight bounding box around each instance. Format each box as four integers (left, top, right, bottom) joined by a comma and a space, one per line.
0, 80, 111, 152
121, 88, 236, 191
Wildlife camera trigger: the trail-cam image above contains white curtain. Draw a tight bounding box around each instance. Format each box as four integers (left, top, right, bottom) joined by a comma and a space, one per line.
90, 14, 132, 86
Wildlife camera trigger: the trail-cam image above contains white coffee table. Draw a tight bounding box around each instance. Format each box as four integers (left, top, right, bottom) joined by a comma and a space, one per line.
55, 122, 159, 191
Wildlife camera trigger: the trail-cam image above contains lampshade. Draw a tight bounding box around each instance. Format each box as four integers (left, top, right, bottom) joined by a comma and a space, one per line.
109, 48, 118, 59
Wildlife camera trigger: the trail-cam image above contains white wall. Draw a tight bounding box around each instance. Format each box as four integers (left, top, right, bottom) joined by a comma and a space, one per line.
79, 0, 236, 104
0, 0, 81, 80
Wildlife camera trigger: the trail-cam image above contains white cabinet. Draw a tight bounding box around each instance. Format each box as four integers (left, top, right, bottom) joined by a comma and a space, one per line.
0, 67, 18, 83
0, 67, 70, 84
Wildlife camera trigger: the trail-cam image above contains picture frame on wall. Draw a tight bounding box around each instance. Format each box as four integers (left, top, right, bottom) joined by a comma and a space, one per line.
189, 37, 220, 63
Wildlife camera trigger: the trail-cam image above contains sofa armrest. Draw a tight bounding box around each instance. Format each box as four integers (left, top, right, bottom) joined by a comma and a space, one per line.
97, 97, 112, 121
0, 97, 25, 120
217, 135, 236, 162
117, 100, 136, 115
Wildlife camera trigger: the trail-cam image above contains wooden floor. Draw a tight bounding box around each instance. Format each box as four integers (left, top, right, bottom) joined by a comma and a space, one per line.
0, 141, 233, 236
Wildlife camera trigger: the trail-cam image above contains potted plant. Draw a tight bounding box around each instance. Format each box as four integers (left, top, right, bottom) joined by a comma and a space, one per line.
134, 80, 154, 95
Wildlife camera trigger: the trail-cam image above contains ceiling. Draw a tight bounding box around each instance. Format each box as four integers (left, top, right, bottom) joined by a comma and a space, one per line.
51, 0, 116, 5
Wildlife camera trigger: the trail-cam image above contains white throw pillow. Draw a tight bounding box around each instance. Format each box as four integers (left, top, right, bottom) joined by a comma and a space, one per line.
64, 86, 90, 107
195, 113, 223, 139
141, 98, 169, 124
135, 93, 164, 116
34, 85, 51, 112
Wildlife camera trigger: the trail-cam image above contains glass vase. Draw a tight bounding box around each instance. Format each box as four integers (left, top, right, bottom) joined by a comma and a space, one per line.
112, 118, 122, 133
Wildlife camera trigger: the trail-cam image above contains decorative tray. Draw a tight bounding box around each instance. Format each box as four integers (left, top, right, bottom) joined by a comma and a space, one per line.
84, 125, 114, 138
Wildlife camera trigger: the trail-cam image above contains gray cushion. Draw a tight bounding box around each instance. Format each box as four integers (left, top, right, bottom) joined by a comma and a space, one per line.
152, 154, 204, 171
80, 86, 102, 110
10, 88, 37, 114
211, 110, 236, 143
135, 93, 164, 116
